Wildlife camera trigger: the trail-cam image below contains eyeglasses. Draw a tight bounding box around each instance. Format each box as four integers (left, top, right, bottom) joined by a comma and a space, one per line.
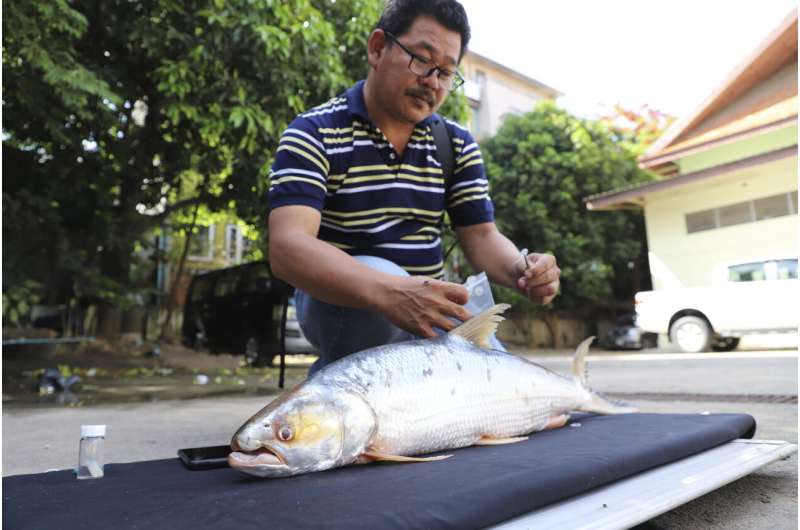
383, 31, 465, 91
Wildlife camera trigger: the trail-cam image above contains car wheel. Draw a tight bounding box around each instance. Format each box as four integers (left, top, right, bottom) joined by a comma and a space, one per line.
712, 336, 740, 352
670, 316, 712, 353
243, 336, 269, 367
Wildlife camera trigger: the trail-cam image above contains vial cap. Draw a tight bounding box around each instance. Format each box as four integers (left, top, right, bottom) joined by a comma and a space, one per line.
80, 424, 106, 438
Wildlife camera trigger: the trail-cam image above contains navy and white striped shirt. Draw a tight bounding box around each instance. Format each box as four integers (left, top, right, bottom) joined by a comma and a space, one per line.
268, 80, 494, 278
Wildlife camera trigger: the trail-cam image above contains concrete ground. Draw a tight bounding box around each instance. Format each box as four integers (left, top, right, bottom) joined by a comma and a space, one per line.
2, 334, 797, 529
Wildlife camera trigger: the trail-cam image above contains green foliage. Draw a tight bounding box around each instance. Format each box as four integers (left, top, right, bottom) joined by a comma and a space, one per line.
438, 89, 471, 125
3, 0, 382, 314
2, 0, 121, 145
482, 101, 655, 315
2, 280, 43, 328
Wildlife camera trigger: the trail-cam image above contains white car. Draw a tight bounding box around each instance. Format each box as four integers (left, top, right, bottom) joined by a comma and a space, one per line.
635, 257, 798, 353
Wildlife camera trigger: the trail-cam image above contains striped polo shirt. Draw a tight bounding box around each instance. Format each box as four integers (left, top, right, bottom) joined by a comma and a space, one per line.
268, 80, 494, 278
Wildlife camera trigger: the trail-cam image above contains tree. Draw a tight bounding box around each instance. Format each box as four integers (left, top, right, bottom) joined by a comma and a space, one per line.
3, 0, 384, 333
480, 101, 657, 345
598, 103, 676, 158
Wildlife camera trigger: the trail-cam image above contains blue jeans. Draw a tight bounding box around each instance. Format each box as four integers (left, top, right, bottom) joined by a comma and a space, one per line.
295, 255, 506, 377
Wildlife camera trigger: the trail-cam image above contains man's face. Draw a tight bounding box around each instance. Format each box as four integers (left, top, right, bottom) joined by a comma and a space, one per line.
369, 16, 461, 125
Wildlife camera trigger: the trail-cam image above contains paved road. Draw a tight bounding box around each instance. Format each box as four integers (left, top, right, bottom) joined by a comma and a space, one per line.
3, 349, 797, 529
525, 350, 798, 396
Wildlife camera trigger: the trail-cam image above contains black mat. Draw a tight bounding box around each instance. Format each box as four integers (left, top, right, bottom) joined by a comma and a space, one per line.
3, 413, 755, 530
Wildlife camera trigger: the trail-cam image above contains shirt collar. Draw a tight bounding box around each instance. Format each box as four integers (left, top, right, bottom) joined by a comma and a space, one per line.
346, 79, 437, 128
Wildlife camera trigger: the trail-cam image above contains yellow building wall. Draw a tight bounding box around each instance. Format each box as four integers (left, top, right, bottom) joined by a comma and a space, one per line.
679, 124, 797, 174
644, 154, 798, 289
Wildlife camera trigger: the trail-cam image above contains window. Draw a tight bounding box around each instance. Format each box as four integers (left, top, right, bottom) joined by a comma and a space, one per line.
244, 265, 271, 293
685, 190, 797, 234
686, 209, 717, 233
728, 259, 798, 282
213, 273, 239, 297
718, 202, 753, 227
728, 262, 765, 282
776, 259, 798, 280
188, 225, 215, 260
224, 224, 243, 263
241, 236, 254, 259
469, 103, 480, 137
754, 193, 791, 220
189, 277, 212, 302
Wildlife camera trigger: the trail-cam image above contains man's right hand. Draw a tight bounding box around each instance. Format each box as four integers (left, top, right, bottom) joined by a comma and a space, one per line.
376, 276, 473, 338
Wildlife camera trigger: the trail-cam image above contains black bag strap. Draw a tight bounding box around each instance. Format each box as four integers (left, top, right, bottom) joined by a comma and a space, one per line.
430, 114, 459, 260
430, 114, 454, 184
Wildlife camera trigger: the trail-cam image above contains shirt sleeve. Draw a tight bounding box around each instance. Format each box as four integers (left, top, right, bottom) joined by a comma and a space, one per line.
445, 120, 495, 226
268, 116, 330, 212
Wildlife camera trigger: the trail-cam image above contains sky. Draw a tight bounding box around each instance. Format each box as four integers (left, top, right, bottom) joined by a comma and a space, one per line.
457, 0, 798, 119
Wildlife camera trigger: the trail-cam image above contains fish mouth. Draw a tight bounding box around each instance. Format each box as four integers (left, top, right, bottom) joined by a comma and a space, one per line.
228, 445, 288, 469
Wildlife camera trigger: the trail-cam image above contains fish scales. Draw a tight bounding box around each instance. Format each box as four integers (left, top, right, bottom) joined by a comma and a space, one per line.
316, 335, 587, 455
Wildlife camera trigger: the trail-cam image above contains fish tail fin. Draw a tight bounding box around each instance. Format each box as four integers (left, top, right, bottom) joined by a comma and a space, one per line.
450, 303, 511, 349
579, 391, 639, 414
571, 336, 639, 414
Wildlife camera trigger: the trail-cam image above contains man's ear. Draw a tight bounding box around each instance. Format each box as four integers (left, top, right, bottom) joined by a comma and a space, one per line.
366, 29, 389, 69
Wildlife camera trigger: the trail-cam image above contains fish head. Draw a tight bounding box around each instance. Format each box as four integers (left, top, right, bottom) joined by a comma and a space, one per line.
228, 385, 377, 477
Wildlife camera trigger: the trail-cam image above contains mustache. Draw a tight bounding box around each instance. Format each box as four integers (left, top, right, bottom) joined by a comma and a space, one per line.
405, 88, 434, 107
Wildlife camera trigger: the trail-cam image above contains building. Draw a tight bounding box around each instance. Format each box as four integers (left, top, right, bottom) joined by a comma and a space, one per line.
460, 50, 561, 139
153, 219, 256, 307
585, 11, 798, 290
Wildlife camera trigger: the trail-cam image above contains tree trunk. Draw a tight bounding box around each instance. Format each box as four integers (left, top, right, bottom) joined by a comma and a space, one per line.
542, 310, 562, 349
159, 184, 205, 342
96, 301, 122, 338
95, 240, 134, 338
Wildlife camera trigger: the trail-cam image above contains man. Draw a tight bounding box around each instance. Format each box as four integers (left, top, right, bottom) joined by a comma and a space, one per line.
268, 0, 560, 374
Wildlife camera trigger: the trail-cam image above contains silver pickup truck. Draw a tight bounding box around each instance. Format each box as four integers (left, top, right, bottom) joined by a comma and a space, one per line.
634, 256, 798, 353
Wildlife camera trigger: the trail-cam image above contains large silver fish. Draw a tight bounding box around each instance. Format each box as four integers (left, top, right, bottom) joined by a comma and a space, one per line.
228, 304, 636, 478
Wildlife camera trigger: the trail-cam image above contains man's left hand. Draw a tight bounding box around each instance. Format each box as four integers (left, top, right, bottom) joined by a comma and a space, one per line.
516, 253, 560, 305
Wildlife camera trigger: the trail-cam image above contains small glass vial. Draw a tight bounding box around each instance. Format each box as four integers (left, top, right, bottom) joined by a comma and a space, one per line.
76, 424, 106, 479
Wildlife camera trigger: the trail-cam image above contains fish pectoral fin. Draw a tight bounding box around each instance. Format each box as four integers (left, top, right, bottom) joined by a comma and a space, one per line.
475, 435, 529, 445
544, 414, 569, 430
360, 450, 452, 463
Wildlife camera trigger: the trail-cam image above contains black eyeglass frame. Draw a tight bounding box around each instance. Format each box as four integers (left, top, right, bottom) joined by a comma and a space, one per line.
383, 31, 465, 91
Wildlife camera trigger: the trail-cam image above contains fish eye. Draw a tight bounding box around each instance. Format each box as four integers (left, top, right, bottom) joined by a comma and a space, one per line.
277, 426, 293, 441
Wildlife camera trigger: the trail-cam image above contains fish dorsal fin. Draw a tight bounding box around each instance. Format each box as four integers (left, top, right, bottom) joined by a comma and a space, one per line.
449, 303, 511, 349
571, 336, 595, 385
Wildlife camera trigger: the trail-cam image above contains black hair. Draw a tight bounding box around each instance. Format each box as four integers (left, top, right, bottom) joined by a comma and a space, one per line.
375, 0, 471, 62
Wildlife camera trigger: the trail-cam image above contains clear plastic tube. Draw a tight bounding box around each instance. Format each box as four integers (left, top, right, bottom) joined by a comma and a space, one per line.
76, 425, 105, 479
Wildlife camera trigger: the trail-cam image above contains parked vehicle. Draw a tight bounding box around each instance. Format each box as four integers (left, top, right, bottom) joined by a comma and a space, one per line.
181, 261, 315, 366
284, 294, 315, 355
635, 257, 798, 353
604, 313, 658, 350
